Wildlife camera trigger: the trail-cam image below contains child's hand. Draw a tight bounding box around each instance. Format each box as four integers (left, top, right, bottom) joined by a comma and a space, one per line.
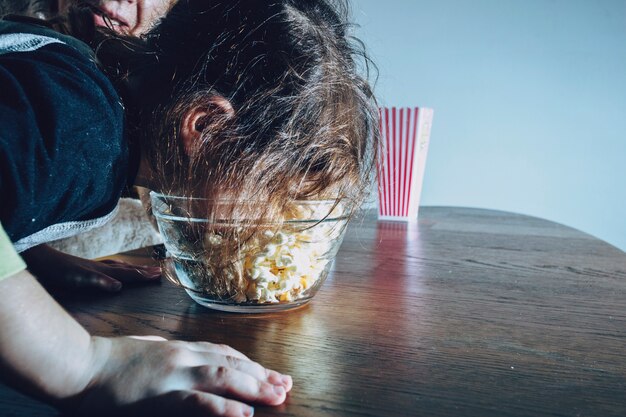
68, 336, 292, 417
21, 245, 161, 292
0, 270, 291, 417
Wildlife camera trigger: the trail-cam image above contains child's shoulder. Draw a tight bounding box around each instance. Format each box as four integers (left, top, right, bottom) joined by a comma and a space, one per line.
0, 17, 128, 247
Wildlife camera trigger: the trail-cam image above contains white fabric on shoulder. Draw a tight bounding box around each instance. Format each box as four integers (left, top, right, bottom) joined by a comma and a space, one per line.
0, 33, 64, 56
48, 198, 163, 259
14, 204, 120, 253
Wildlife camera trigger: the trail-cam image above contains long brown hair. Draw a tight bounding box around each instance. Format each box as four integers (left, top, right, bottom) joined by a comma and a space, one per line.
64, 0, 379, 222
57, 0, 380, 299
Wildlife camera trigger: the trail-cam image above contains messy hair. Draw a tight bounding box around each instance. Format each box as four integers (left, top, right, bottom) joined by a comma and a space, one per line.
89, 0, 378, 220
61, 0, 379, 298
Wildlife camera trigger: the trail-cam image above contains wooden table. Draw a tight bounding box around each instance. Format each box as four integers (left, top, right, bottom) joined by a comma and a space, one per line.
1, 207, 625, 416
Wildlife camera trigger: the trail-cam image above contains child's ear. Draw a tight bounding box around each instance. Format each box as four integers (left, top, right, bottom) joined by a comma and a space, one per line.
180, 95, 234, 156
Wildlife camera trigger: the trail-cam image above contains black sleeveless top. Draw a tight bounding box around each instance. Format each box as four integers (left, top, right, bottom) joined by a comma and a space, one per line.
0, 18, 133, 251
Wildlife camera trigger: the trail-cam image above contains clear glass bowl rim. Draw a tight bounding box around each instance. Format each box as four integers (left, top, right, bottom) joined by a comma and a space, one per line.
149, 191, 350, 224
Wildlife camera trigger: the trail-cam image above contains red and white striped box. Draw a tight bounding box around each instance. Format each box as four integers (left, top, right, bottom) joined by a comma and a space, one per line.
377, 107, 434, 222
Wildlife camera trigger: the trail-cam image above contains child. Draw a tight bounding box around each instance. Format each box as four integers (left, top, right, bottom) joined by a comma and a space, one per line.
0, 0, 378, 415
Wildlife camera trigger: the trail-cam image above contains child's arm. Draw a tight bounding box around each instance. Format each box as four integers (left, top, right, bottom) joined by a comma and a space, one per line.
22, 244, 161, 293
0, 270, 291, 417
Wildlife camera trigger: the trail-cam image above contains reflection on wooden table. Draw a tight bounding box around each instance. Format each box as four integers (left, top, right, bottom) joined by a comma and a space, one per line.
1, 207, 625, 416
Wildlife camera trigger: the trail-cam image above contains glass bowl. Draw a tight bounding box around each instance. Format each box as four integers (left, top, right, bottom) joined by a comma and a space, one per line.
150, 192, 349, 312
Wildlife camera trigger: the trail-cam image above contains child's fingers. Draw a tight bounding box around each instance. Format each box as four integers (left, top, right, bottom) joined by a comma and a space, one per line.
98, 261, 161, 283
68, 272, 122, 292
199, 353, 291, 391
186, 342, 293, 392
187, 341, 251, 361
194, 353, 283, 387
189, 365, 287, 406
124, 339, 290, 391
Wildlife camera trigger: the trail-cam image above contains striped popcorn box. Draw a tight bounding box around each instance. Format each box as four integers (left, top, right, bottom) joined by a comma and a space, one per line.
377, 107, 434, 222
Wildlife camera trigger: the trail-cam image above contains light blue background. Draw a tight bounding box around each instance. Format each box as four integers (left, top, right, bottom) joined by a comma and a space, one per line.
353, 0, 626, 251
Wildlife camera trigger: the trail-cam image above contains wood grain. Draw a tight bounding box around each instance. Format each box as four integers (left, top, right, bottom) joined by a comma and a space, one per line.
1, 207, 625, 416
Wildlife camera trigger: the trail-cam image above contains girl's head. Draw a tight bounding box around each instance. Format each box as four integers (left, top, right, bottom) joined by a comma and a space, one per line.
88, 0, 379, 223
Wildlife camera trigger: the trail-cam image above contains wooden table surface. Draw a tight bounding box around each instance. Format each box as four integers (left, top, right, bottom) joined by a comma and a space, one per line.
1, 207, 625, 417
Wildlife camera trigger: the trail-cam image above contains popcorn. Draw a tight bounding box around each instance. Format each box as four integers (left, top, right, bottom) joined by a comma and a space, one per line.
205, 233, 223, 246
203, 202, 345, 304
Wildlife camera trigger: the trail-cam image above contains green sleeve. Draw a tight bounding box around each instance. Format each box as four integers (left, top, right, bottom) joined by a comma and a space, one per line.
0, 222, 26, 281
